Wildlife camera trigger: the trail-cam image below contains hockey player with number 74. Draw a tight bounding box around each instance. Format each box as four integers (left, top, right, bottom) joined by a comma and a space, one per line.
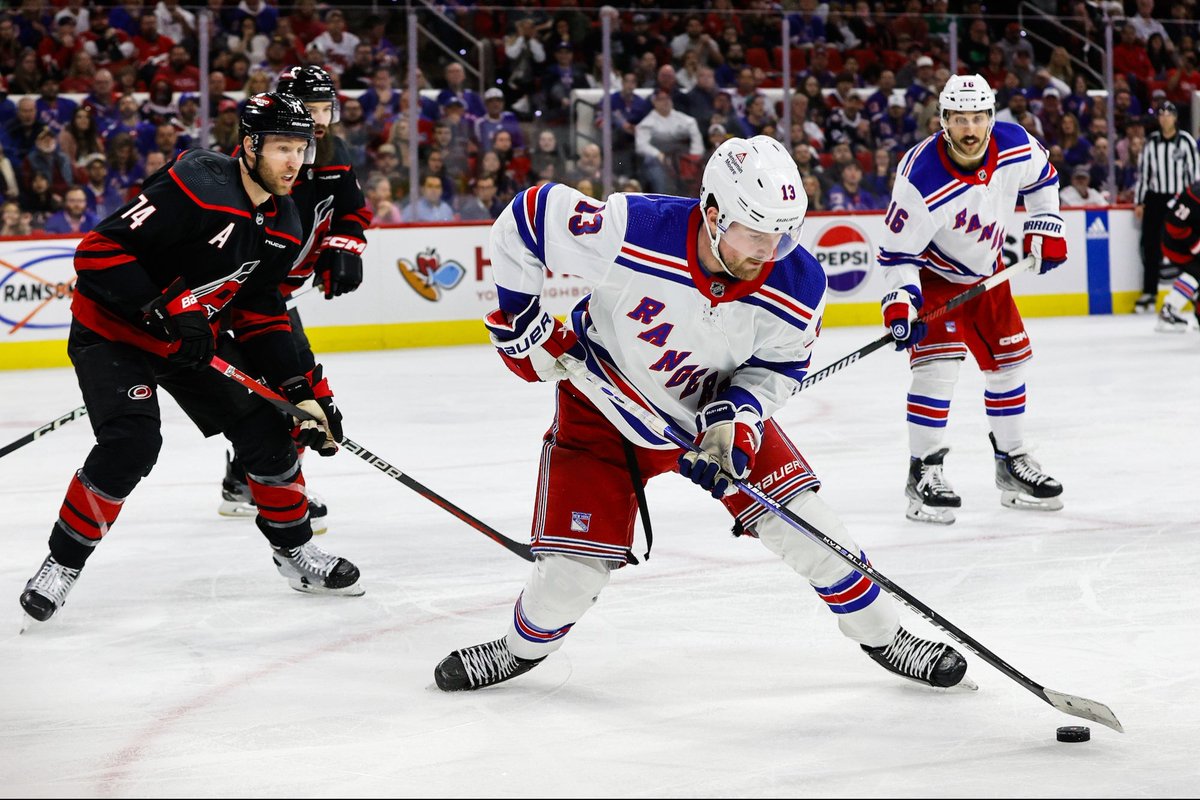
433, 136, 976, 693
878, 75, 1067, 525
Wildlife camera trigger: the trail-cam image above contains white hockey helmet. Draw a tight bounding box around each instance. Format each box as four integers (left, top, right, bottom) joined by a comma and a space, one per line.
939, 74, 996, 151
699, 135, 807, 273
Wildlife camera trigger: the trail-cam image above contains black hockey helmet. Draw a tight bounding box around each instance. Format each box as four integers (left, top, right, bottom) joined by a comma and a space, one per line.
240, 91, 316, 164
277, 65, 340, 122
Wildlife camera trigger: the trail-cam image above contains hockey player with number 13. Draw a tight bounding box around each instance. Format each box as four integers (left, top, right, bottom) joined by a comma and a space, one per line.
433, 136, 975, 694
878, 75, 1067, 525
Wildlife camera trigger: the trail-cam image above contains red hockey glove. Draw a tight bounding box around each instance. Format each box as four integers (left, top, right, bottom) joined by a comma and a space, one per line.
1022, 214, 1068, 274
881, 283, 927, 350
141, 277, 215, 369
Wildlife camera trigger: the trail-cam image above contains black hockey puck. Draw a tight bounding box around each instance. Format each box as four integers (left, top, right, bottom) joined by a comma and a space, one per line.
1056, 725, 1091, 743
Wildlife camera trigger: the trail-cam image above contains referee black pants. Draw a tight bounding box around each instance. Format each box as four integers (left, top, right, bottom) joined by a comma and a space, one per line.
1140, 192, 1172, 296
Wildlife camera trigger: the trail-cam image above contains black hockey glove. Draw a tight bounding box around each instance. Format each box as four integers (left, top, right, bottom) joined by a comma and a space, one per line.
315, 242, 364, 299
142, 277, 215, 369
281, 371, 340, 457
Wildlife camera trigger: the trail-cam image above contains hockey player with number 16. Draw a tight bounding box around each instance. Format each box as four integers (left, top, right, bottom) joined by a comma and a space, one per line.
878, 74, 1066, 525
433, 136, 975, 694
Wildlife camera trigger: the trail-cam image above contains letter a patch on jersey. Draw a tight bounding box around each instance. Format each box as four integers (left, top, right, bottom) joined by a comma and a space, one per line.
570, 511, 592, 532
209, 222, 235, 249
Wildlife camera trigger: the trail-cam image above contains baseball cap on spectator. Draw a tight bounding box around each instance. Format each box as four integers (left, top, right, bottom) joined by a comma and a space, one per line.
709, 123, 727, 137
633, 13, 648, 23
484, 87, 505, 101
218, 98, 238, 113
444, 96, 465, 108
1071, 165, 1090, 180
377, 143, 397, 155
1152, 88, 1167, 99
1043, 87, 1061, 98
79, 152, 106, 168
36, 128, 54, 141
916, 56, 934, 68
888, 94, 906, 107
1159, 101, 1178, 115
554, 40, 572, 52
1006, 22, 1022, 35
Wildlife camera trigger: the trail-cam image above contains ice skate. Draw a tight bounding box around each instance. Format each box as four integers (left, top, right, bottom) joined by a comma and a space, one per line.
991, 433, 1063, 511
19, 554, 82, 627
220, 452, 328, 534
1155, 305, 1191, 333
905, 448, 961, 525
1133, 293, 1155, 314
863, 627, 976, 690
272, 541, 363, 596
435, 637, 545, 691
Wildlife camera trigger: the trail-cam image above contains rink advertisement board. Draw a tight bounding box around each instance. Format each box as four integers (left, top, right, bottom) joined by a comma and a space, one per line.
0, 207, 1144, 370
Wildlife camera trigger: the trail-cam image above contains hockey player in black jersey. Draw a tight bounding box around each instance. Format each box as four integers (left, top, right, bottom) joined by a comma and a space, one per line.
19, 93, 364, 627
218, 65, 374, 529
1157, 179, 1200, 333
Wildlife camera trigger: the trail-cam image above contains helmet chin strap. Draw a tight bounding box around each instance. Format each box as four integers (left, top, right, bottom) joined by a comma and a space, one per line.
703, 212, 739, 279
240, 138, 274, 195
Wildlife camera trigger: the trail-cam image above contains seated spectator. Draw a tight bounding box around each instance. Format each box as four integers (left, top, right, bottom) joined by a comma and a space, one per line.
360, 66, 401, 127
364, 174, 403, 224
3, 97, 44, 164
0, 140, 17, 201
21, 171, 58, 230
542, 40, 589, 131
1113, 23, 1154, 83
475, 88, 525, 152
864, 147, 896, 197
22, 128, 73, 198
799, 44, 836, 88
981, 44, 1009, 89
825, 162, 882, 211
873, 95, 919, 153
530, 129, 567, 184
740, 94, 776, 137
996, 91, 1043, 141
1058, 113, 1091, 167
1060, 165, 1106, 206
44, 186, 98, 234
210, 98, 241, 153
286, 0, 326, 48
424, 148, 456, 203
864, 70, 898, 120
705, 123, 731, 158
370, 142, 405, 188
79, 152, 125, 218
82, 69, 120, 131
338, 97, 370, 174
105, 132, 143, 191
341, 42, 377, 91
60, 50, 97, 94
1088, 136, 1113, 190
407, 175, 455, 222
236, 0, 279, 36
0, 199, 31, 236
635, 88, 704, 194
566, 142, 603, 186
477, 149, 517, 208
227, 15, 271, 65
140, 79, 178, 127
1038, 88, 1065, 145
827, 92, 871, 152
438, 61, 485, 118
310, 9, 358, 76
802, 173, 824, 212
1010, 48, 1035, 88
8, 48, 45, 95
58, 105, 102, 165
457, 175, 503, 221
82, 8, 136, 74
36, 76, 79, 136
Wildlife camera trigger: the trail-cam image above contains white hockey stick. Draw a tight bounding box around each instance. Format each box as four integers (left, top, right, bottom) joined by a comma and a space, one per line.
558, 355, 1124, 733
799, 256, 1037, 392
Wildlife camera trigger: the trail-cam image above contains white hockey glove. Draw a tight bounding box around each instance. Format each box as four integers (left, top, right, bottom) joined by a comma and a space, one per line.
484, 297, 584, 383
678, 398, 764, 499
1022, 214, 1068, 274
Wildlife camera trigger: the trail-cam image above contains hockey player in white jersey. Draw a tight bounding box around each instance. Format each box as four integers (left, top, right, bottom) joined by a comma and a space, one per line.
878, 75, 1066, 524
433, 136, 973, 693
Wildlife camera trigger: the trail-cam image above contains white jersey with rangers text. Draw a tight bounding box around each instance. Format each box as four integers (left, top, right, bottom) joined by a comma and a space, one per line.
489, 182, 827, 449
877, 121, 1060, 292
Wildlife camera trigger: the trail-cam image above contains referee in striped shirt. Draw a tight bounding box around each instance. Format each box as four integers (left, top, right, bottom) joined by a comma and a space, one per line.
1135, 101, 1200, 312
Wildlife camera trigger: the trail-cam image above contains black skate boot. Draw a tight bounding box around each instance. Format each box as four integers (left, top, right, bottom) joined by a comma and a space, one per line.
1156, 304, 1191, 333
20, 554, 82, 624
272, 541, 363, 596
1133, 293, 1155, 314
905, 448, 961, 525
991, 433, 1063, 511
862, 627, 975, 689
222, 451, 329, 534
435, 637, 546, 691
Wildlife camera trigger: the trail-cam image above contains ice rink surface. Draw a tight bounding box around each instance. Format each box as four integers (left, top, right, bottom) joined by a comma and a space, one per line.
1, 313, 1197, 798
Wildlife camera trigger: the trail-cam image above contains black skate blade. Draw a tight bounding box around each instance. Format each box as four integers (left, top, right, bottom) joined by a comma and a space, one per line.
1043, 689, 1124, 733
286, 579, 365, 597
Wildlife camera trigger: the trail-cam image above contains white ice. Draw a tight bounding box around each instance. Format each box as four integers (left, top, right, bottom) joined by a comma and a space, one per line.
0, 314, 1197, 798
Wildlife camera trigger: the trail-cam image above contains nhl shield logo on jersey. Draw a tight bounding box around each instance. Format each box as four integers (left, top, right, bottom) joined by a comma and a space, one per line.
812, 223, 872, 294
397, 247, 466, 302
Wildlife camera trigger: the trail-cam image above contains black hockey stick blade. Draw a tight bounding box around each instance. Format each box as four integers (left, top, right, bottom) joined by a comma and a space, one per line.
562, 356, 1124, 733
0, 405, 89, 459
798, 256, 1036, 393
209, 356, 534, 562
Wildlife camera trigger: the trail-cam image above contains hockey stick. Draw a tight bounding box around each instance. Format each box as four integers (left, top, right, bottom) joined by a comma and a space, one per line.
208, 356, 535, 563
0, 405, 89, 459
798, 256, 1037, 392
559, 356, 1124, 733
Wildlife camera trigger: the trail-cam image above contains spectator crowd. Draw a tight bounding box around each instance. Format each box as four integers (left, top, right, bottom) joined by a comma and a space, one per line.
1, 0, 1199, 232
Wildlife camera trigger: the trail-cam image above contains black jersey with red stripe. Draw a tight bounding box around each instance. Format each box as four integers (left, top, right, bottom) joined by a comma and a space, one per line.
283, 135, 372, 295
71, 148, 306, 386
1163, 181, 1200, 265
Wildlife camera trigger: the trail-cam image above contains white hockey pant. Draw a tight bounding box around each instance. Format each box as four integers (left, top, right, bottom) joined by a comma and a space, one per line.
504, 554, 614, 660
753, 490, 899, 648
